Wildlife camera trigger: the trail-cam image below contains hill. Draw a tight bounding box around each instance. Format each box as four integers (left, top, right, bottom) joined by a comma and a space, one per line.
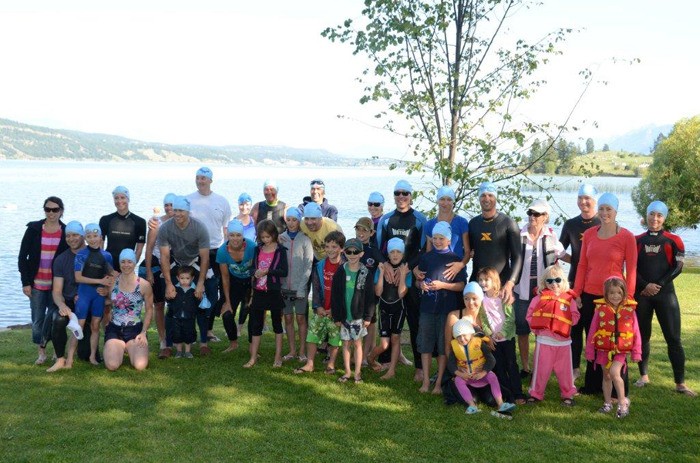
0, 118, 383, 166
606, 123, 672, 154
571, 149, 651, 177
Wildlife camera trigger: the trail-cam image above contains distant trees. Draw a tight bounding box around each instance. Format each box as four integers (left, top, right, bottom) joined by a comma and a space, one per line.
529, 137, 582, 174
602, 143, 610, 151
585, 138, 595, 154
632, 115, 700, 230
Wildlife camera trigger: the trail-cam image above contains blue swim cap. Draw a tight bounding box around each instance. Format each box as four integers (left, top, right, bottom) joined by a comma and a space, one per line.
578, 183, 598, 198
394, 180, 413, 193
432, 221, 452, 240
286, 208, 302, 222
387, 237, 405, 254
463, 281, 484, 298
84, 223, 102, 236
436, 185, 456, 201
238, 192, 253, 205
367, 191, 385, 205
227, 219, 244, 235
646, 200, 668, 217
478, 181, 498, 198
196, 166, 213, 179
263, 179, 278, 191
65, 220, 84, 236
163, 193, 177, 206
303, 202, 323, 218
119, 248, 137, 263
598, 192, 619, 212
173, 196, 191, 211
112, 186, 130, 201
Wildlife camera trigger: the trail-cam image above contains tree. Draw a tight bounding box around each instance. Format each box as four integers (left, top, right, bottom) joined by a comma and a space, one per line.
632, 115, 700, 230
585, 137, 594, 154
602, 143, 610, 152
322, 0, 583, 216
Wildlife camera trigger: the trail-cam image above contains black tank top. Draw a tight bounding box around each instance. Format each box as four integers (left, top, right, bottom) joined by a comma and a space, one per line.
256, 201, 287, 233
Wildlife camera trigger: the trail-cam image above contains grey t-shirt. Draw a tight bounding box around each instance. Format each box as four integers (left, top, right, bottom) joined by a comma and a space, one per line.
52, 248, 79, 301
157, 217, 210, 265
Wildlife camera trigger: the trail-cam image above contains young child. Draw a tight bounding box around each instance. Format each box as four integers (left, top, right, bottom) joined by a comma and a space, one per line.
279, 208, 313, 363
332, 238, 376, 383
73, 223, 114, 365
526, 265, 580, 406
354, 217, 384, 364
245, 219, 288, 368
476, 268, 526, 404
368, 237, 411, 380
449, 319, 516, 417
417, 221, 465, 394
166, 266, 198, 358
294, 231, 346, 375
586, 276, 641, 418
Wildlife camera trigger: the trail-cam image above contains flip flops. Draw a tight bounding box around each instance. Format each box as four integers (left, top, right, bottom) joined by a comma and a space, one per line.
293, 367, 312, 374
675, 386, 697, 397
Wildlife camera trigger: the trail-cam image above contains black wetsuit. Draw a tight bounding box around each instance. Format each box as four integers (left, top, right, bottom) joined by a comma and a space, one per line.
255, 201, 287, 234
468, 212, 523, 285
635, 229, 686, 383
559, 215, 601, 284
99, 211, 146, 272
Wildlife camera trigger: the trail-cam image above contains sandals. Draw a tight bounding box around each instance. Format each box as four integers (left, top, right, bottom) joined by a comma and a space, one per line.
338, 376, 351, 383
354, 377, 363, 384
561, 398, 575, 407
526, 397, 541, 404
324, 367, 336, 375
293, 367, 313, 375
282, 354, 296, 362
676, 385, 697, 397
272, 360, 283, 368
598, 402, 613, 414
634, 378, 649, 388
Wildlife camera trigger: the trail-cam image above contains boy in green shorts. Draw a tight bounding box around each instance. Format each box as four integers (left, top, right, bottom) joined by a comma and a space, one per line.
294, 231, 346, 375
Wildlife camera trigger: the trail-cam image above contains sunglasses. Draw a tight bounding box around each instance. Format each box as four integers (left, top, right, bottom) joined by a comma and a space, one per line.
394, 191, 411, 197
344, 249, 362, 255
527, 210, 545, 217
310, 179, 325, 187
367, 202, 382, 207
545, 278, 562, 284
44, 207, 61, 213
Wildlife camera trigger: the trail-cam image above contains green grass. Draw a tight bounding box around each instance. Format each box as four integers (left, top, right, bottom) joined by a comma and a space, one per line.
2, 273, 699, 463
571, 150, 651, 177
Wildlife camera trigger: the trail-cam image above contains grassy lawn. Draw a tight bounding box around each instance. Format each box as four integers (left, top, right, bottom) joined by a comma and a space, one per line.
571, 150, 651, 177
1, 273, 698, 463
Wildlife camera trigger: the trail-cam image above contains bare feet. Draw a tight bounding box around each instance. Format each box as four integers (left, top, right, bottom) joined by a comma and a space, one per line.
46, 358, 67, 373
222, 341, 239, 353
89, 357, 100, 366
380, 370, 395, 380
419, 383, 430, 393
432, 386, 443, 395
413, 369, 423, 382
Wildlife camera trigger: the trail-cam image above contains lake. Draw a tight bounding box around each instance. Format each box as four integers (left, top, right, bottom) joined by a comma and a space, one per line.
2, 160, 697, 328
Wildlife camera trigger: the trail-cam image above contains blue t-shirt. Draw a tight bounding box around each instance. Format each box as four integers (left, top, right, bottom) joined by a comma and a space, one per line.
216, 238, 256, 279
423, 215, 469, 259
242, 220, 257, 242
417, 249, 465, 314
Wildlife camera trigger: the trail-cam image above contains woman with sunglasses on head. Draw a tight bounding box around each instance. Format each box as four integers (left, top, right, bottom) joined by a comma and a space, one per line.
18, 196, 68, 364
513, 199, 566, 378
366, 192, 384, 248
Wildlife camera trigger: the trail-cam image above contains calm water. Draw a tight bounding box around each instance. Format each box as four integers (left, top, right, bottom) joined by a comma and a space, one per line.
2, 160, 697, 328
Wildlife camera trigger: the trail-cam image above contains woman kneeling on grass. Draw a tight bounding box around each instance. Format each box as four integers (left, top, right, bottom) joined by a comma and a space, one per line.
104, 249, 153, 371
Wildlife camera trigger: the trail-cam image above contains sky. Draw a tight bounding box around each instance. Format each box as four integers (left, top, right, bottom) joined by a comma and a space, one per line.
1, 0, 698, 158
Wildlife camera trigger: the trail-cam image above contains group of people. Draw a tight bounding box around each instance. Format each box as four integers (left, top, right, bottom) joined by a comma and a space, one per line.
18, 167, 695, 418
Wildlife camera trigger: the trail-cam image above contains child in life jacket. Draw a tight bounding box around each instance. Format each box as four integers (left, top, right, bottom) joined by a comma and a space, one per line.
448, 318, 516, 416
526, 265, 580, 406
586, 276, 641, 418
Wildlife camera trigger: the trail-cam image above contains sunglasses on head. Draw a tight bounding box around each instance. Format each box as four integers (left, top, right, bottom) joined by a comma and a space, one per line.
545, 277, 562, 284
310, 179, 325, 187
344, 249, 362, 255
394, 191, 411, 197
527, 210, 545, 217
367, 202, 382, 207
44, 207, 61, 213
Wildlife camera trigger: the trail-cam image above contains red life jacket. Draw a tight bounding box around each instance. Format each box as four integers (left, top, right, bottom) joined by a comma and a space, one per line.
529, 289, 576, 337
592, 298, 637, 354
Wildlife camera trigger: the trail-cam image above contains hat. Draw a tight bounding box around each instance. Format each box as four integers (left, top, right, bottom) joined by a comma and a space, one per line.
598, 192, 619, 212
463, 281, 484, 298
227, 219, 244, 235
578, 183, 598, 198
432, 221, 452, 240
646, 200, 668, 218
437, 185, 455, 201
163, 192, 177, 206
310, 178, 325, 189
263, 179, 278, 191
478, 181, 497, 198
303, 202, 323, 218
238, 192, 252, 205
67, 313, 84, 340
286, 208, 302, 222
387, 237, 405, 254
354, 217, 374, 232
452, 318, 475, 338
528, 199, 550, 215
173, 196, 191, 211
196, 166, 213, 179
112, 186, 130, 201
344, 238, 364, 252
394, 179, 413, 193
84, 223, 102, 236
65, 220, 84, 236
367, 191, 384, 205
119, 248, 137, 263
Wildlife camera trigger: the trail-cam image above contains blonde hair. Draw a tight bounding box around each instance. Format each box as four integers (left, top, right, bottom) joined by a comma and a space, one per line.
538, 265, 569, 292
604, 276, 628, 305
476, 267, 501, 293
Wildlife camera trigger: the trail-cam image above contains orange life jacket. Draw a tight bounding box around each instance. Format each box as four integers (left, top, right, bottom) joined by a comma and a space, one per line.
592, 298, 637, 354
529, 289, 576, 337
